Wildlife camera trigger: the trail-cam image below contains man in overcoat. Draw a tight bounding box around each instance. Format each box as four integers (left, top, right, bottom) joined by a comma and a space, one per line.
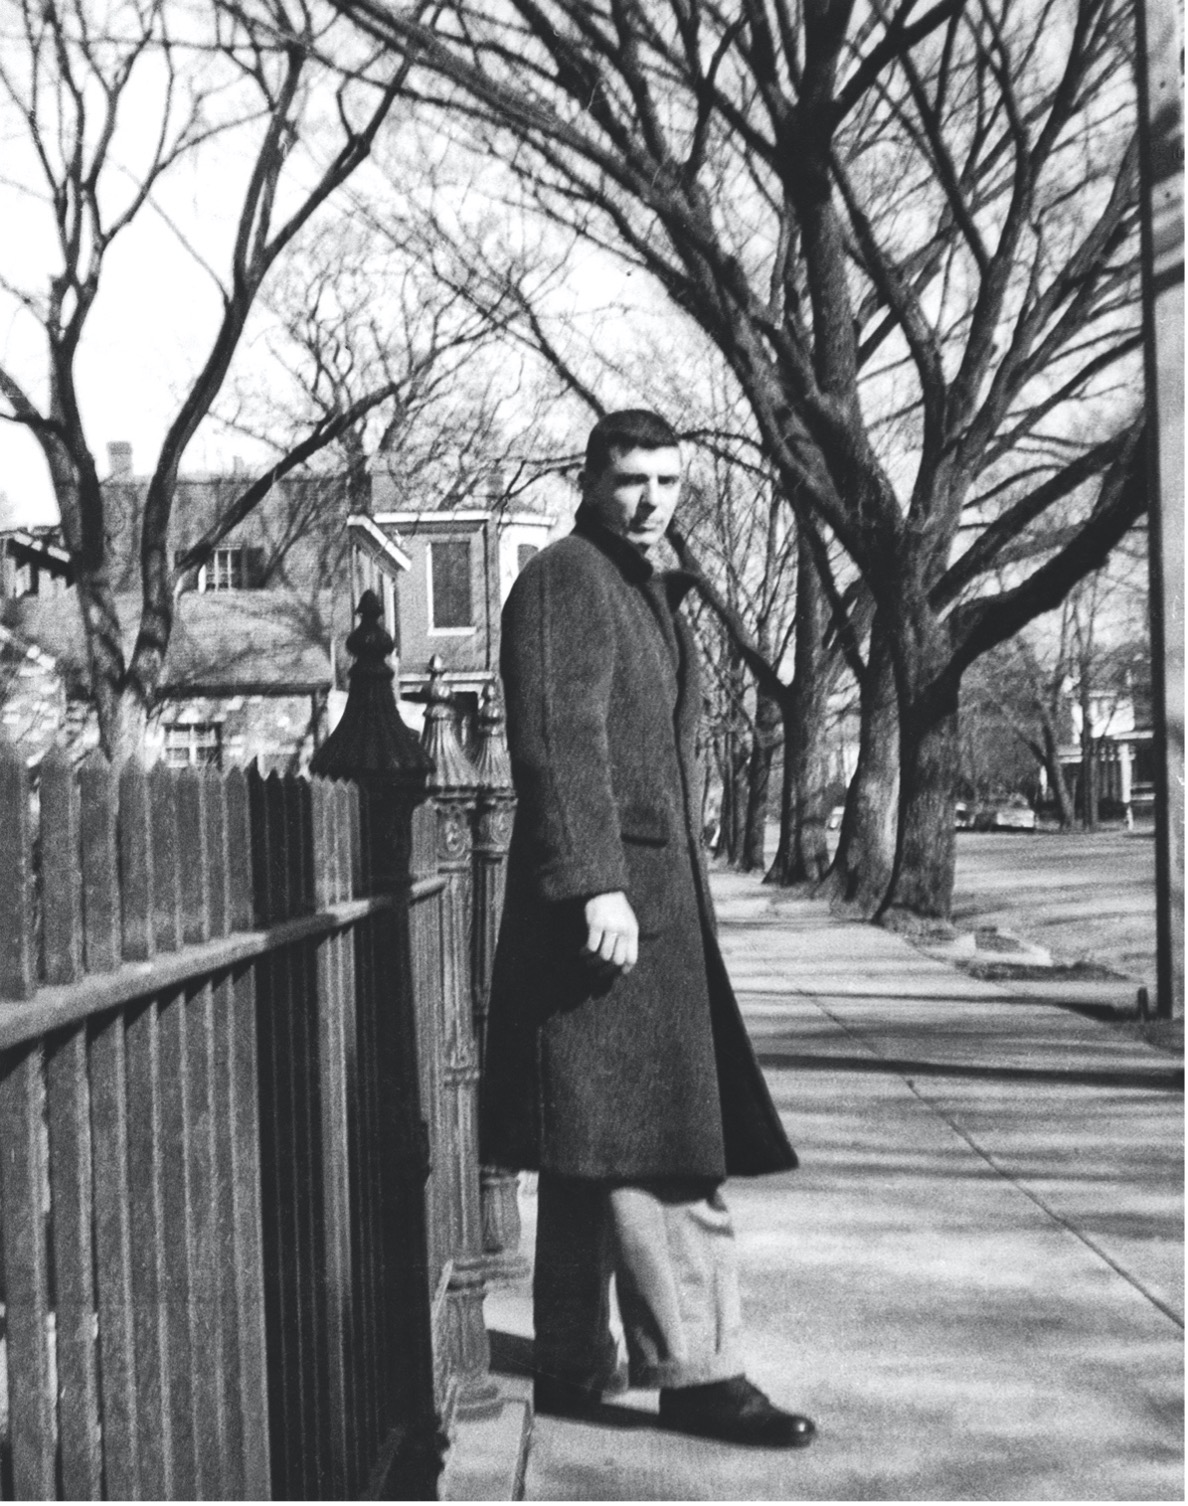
482, 409, 815, 1448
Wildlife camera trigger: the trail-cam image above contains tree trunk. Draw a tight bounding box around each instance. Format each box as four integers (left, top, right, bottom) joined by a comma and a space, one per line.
723, 734, 749, 865
1078, 676, 1098, 828
886, 687, 960, 921
824, 621, 899, 916
1040, 714, 1076, 827
73, 562, 149, 763
714, 728, 748, 865
741, 691, 780, 871
766, 534, 832, 885
883, 604, 960, 921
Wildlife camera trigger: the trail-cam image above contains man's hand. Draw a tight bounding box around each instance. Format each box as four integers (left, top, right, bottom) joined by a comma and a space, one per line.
582, 890, 639, 974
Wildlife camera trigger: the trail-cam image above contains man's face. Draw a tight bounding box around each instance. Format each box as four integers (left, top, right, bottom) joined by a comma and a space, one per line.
580, 444, 682, 554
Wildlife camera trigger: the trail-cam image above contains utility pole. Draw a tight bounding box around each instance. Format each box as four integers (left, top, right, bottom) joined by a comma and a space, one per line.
1135, 0, 1184, 1018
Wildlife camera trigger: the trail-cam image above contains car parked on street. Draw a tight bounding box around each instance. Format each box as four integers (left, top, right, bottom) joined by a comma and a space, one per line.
972, 795, 1039, 831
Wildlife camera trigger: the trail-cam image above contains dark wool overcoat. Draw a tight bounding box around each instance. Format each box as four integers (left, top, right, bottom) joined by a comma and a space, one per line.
480, 508, 796, 1181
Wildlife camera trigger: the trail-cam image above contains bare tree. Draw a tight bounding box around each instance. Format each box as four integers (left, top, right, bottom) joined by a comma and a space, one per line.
335, 0, 1147, 919
0, 0, 418, 758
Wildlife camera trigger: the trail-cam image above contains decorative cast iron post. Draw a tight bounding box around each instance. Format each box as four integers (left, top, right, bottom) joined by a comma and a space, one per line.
421, 656, 501, 1419
308, 590, 445, 1498
471, 684, 530, 1282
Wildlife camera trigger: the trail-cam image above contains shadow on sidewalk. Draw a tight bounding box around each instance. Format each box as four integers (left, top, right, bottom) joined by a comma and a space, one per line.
487, 1330, 659, 1433
756, 1049, 1184, 1091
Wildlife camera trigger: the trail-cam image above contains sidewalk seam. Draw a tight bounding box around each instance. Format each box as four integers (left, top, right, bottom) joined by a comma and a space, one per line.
806, 996, 1185, 1334
904, 1077, 1186, 1334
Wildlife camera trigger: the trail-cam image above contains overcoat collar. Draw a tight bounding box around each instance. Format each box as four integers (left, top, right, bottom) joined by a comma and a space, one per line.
571, 506, 700, 610
571, 504, 653, 583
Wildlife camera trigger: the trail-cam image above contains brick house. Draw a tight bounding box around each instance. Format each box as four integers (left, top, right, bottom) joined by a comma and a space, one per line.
2, 441, 565, 767
2, 443, 356, 768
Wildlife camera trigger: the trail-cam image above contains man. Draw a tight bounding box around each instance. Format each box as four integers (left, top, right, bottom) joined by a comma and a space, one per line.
482, 409, 814, 1449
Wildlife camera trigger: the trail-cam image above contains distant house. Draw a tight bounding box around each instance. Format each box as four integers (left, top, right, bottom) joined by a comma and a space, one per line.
2, 442, 356, 769
2, 440, 565, 767
351, 507, 557, 735
1048, 667, 1155, 817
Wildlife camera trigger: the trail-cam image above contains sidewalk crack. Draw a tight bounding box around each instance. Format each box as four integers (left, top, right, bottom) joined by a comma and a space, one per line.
903, 1077, 1185, 1334
809, 998, 1184, 1334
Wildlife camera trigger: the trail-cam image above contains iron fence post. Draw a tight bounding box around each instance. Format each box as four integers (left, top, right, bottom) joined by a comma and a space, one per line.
421, 657, 502, 1419
309, 591, 446, 1499
471, 685, 529, 1283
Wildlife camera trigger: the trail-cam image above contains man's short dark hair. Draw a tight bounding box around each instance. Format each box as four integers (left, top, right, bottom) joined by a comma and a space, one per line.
584, 409, 680, 478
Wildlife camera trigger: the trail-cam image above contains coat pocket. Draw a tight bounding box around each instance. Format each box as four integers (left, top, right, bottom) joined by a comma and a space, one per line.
618, 804, 672, 846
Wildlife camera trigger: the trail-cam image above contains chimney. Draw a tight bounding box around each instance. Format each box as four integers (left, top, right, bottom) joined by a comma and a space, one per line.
107, 441, 133, 480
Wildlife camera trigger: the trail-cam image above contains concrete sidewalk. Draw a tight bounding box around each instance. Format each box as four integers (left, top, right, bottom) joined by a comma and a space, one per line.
445, 871, 1184, 1502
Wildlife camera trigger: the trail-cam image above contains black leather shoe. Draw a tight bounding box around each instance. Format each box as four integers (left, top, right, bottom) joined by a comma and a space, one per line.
659, 1376, 816, 1448
534, 1365, 630, 1418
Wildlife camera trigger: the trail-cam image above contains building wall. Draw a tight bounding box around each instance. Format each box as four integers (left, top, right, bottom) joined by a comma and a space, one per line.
147, 693, 327, 774
95, 463, 356, 605
372, 511, 556, 691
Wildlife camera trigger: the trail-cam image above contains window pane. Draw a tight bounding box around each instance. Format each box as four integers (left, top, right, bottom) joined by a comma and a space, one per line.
517, 544, 538, 573
430, 540, 473, 628
162, 723, 221, 769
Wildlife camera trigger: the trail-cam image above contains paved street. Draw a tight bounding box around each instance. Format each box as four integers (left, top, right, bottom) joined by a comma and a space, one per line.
951, 829, 1157, 986
448, 870, 1183, 1503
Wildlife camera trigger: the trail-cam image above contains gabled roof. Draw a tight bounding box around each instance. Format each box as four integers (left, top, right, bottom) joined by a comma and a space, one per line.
347, 514, 412, 574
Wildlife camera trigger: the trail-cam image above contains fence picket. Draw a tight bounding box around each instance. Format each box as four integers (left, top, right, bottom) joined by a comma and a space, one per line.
79, 752, 120, 976
125, 763, 184, 1497
224, 766, 270, 1499
225, 768, 254, 934
118, 758, 155, 963
41, 748, 82, 986
46, 1026, 103, 1498
0, 734, 35, 1000
0, 1043, 56, 1497
177, 768, 210, 947
176, 765, 227, 1497
312, 780, 352, 1495
252, 769, 303, 1497
155, 986, 198, 1497
205, 770, 229, 940
284, 775, 330, 1493
89, 1008, 141, 1501
150, 763, 182, 953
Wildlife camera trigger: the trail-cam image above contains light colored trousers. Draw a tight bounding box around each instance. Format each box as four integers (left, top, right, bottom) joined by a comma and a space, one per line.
534, 1173, 746, 1391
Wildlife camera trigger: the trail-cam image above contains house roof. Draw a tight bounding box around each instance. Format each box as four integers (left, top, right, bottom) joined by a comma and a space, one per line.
164, 592, 339, 690
371, 510, 555, 528
348, 514, 412, 574
9, 589, 342, 695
